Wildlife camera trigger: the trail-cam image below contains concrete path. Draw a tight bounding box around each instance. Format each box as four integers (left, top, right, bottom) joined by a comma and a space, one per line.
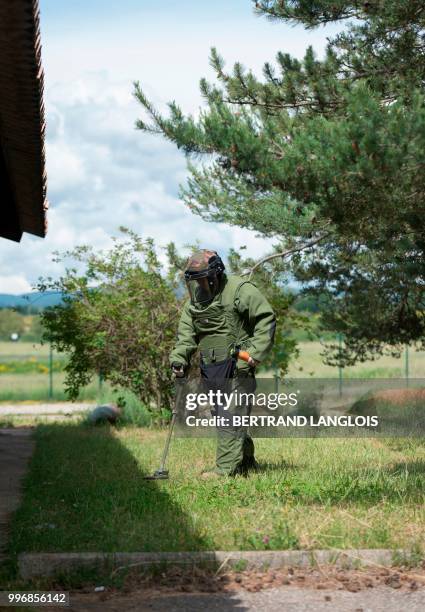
142, 586, 425, 612
0, 428, 35, 559
43, 585, 425, 611
0, 402, 93, 416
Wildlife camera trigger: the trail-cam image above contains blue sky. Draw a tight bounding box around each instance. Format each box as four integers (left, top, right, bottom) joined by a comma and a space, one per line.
0, 0, 340, 293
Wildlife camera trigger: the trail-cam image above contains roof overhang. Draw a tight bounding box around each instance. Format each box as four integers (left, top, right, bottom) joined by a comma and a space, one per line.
0, 0, 48, 242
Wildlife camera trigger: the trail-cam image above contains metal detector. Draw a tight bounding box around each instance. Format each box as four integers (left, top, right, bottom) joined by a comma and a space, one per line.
144, 380, 184, 481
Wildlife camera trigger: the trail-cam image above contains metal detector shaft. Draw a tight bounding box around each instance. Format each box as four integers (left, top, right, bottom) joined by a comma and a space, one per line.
158, 381, 184, 472
144, 380, 185, 480
158, 413, 176, 472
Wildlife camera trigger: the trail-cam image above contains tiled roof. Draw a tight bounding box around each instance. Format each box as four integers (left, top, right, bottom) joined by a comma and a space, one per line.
0, 0, 47, 242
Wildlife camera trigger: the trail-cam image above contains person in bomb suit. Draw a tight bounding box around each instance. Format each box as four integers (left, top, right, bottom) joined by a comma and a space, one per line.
171, 249, 276, 478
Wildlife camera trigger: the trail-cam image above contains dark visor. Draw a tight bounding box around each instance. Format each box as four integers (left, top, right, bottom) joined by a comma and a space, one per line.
186, 271, 218, 304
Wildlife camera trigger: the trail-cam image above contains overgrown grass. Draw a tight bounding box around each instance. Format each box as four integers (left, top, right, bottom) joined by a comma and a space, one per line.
7, 422, 425, 556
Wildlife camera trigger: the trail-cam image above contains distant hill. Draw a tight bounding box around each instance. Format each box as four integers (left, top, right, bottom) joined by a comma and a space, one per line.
0, 289, 327, 313
0, 292, 64, 310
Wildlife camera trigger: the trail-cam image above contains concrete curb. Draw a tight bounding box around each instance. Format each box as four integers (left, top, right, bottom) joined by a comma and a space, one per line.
18, 549, 414, 580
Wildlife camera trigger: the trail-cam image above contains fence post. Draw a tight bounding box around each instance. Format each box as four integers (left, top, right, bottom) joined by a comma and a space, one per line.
48, 342, 53, 400
274, 365, 280, 393
405, 345, 409, 388
338, 333, 343, 398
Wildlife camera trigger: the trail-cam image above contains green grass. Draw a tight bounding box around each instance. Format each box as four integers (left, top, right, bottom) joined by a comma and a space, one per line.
0, 359, 65, 374
7, 422, 425, 556
0, 341, 52, 357
0, 342, 113, 402
285, 341, 425, 378
0, 373, 100, 402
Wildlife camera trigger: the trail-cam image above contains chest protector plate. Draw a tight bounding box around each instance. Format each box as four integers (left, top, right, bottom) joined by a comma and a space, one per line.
188, 275, 252, 364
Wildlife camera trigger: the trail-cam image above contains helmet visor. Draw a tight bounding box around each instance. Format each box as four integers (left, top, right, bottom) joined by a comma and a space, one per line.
186, 271, 219, 304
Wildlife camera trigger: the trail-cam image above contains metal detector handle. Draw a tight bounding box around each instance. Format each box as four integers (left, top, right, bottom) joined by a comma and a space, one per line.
238, 350, 250, 363
158, 380, 185, 472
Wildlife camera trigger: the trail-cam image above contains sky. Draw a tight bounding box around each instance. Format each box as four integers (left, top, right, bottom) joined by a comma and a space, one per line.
0, 0, 340, 293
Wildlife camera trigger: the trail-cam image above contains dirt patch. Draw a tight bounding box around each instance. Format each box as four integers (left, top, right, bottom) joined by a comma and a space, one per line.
372, 388, 425, 405
114, 564, 425, 594
351, 388, 425, 412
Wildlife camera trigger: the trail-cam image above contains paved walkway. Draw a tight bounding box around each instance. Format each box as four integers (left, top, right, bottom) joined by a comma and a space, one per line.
44, 585, 425, 611
0, 428, 35, 558
0, 402, 93, 416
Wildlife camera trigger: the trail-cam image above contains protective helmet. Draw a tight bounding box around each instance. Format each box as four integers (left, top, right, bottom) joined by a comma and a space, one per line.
184, 249, 225, 304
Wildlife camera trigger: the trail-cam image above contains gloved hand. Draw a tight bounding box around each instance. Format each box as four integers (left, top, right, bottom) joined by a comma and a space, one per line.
171, 362, 185, 378
247, 356, 259, 368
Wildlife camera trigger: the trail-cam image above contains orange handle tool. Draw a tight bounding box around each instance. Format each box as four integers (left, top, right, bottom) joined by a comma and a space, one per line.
238, 350, 250, 363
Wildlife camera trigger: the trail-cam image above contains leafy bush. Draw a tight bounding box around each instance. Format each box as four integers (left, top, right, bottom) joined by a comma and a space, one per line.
37, 230, 180, 416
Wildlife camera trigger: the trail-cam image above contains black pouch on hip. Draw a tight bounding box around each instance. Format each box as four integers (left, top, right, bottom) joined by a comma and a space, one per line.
200, 356, 236, 381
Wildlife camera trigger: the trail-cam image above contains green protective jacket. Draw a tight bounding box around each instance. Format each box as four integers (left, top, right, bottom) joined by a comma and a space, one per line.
170, 274, 276, 369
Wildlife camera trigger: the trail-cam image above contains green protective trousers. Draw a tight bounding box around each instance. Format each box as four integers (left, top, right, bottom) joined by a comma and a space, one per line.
215, 431, 255, 476
213, 371, 257, 476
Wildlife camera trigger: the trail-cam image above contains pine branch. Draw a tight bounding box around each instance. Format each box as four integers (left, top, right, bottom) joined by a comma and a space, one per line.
244, 230, 332, 279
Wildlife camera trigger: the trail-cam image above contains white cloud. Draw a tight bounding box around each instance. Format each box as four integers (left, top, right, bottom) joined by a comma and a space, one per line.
0, 276, 32, 295
46, 140, 87, 192
0, 6, 341, 292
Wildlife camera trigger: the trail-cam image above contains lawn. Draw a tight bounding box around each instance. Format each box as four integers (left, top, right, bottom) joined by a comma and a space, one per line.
7, 421, 425, 556
0, 373, 100, 402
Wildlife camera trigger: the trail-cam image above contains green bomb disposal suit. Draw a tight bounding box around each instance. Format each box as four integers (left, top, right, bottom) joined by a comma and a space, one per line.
170, 273, 276, 475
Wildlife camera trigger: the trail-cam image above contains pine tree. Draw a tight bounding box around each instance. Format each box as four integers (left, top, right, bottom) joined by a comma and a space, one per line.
134, 1, 425, 363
